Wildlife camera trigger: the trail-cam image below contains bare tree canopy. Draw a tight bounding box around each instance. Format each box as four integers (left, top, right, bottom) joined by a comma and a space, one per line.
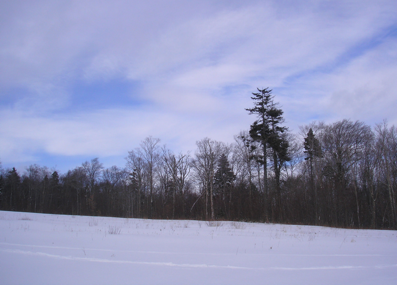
1, 120, 396, 229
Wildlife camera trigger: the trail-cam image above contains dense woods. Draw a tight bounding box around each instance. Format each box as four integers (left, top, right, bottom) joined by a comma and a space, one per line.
1, 89, 396, 229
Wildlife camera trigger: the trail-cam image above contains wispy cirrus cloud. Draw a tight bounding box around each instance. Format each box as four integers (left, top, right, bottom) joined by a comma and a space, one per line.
0, 0, 396, 172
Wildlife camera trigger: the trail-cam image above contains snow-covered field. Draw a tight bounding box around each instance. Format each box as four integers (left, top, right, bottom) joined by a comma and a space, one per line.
0, 211, 396, 284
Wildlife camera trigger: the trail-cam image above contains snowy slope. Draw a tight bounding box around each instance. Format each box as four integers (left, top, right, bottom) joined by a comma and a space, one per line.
1, 211, 396, 284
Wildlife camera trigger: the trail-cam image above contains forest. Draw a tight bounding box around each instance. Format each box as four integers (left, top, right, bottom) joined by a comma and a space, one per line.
1, 88, 396, 229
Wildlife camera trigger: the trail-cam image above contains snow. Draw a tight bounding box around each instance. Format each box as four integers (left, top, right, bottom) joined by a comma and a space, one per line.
1, 211, 396, 284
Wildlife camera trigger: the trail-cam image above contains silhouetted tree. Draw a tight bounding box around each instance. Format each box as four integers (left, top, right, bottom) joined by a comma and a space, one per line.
304, 128, 322, 224
214, 153, 235, 218
3, 168, 21, 210
191, 138, 224, 220
246, 87, 288, 221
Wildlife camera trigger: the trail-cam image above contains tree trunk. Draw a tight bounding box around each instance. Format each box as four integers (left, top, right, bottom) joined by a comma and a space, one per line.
263, 143, 268, 222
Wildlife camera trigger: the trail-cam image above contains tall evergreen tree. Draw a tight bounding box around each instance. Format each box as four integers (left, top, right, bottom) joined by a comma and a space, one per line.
304, 128, 322, 161
129, 170, 140, 218
246, 87, 288, 221
304, 128, 322, 224
270, 133, 290, 221
246, 88, 273, 220
214, 154, 235, 191
214, 153, 236, 218
267, 104, 290, 221
4, 168, 21, 210
49, 171, 60, 213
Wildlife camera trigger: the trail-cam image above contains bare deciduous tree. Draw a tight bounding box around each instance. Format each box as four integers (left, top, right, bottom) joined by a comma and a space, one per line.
191, 138, 224, 220
375, 121, 397, 227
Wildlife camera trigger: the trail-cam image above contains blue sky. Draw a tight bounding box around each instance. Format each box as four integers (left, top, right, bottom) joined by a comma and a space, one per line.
1, 0, 397, 174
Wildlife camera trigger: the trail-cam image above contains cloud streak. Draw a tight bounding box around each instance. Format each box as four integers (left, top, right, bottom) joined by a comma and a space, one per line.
1, 0, 396, 171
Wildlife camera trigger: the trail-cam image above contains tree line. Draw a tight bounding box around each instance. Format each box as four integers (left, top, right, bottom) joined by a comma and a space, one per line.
1, 88, 396, 229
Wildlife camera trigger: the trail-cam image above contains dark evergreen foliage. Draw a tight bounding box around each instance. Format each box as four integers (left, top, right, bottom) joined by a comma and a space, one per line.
0, 91, 396, 230
213, 153, 236, 218
214, 154, 235, 191
304, 128, 322, 161
304, 128, 322, 224
246, 87, 290, 221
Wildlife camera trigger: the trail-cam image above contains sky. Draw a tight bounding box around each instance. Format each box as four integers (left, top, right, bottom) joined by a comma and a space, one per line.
1, 0, 397, 174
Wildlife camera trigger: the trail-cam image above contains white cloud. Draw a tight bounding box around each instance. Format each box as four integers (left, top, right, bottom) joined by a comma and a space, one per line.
0, 104, 251, 167
1, 0, 397, 169
307, 37, 397, 126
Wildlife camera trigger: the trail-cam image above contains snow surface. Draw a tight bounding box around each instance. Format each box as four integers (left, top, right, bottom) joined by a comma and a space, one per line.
1, 211, 396, 285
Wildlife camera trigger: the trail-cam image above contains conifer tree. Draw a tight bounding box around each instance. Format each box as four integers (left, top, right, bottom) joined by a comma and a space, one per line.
246, 87, 288, 221
49, 171, 60, 213
214, 154, 235, 190
214, 153, 236, 218
246, 88, 273, 220
304, 128, 322, 224
4, 168, 21, 210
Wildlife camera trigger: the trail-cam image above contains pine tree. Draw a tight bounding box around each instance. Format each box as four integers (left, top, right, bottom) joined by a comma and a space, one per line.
304, 128, 322, 161
246, 87, 288, 221
4, 168, 21, 210
129, 170, 140, 218
246, 88, 273, 220
49, 171, 60, 213
214, 154, 235, 190
214, 153, 236, 218
304, 128, 322, 224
